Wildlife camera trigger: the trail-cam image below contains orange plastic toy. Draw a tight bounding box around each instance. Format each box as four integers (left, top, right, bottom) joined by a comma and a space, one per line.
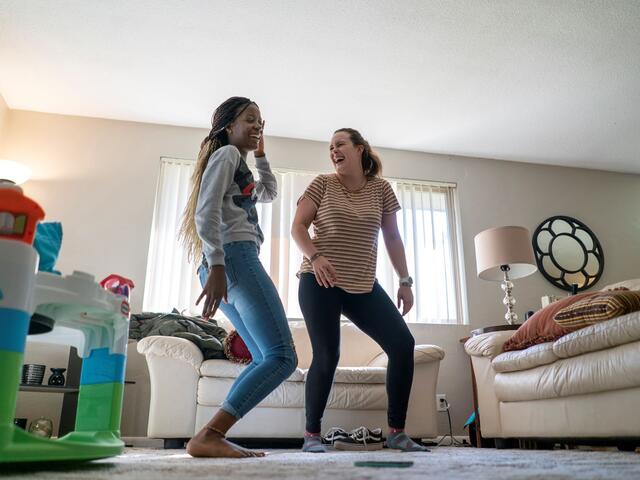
0, 187, 45, 244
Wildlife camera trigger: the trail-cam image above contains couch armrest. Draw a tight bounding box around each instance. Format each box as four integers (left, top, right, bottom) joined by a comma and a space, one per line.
368, 344, 445, 368
464, 331, 513, 360
136, 336, 203, 438
137, 335, 204, 370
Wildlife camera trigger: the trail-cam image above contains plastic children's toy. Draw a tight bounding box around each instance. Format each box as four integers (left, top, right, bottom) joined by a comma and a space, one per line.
0, 185, 133, 463
100, 275, 135, 303
0, 185, 44, 244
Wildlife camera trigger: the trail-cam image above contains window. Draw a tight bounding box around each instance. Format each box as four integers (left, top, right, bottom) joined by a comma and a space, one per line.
377, 181, 466, 324
144, 158, 466, 324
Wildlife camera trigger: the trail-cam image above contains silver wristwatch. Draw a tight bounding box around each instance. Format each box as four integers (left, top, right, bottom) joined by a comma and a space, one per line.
399, 276, 413, 287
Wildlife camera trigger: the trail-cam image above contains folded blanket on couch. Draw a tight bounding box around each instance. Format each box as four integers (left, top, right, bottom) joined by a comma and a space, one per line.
129, 310, 228, 360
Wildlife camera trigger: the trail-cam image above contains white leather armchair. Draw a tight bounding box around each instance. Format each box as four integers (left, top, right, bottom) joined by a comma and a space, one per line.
465, 313, 640, 450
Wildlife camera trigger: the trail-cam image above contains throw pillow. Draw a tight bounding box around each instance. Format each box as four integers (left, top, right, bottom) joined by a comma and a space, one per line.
503, 292, 600, 352
223, 330, 252, 364
554, 290, 640, 330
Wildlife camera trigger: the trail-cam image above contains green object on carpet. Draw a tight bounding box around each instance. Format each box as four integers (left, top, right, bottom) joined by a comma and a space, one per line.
463, 410, 476, 428
354, 461, 414, 468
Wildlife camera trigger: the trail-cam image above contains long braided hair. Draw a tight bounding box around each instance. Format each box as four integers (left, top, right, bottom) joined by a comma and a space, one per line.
334, 128, 382, 178
179, 96, 257, 263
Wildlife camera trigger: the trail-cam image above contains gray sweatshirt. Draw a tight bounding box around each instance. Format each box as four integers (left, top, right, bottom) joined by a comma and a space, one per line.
195, 145, 277, 267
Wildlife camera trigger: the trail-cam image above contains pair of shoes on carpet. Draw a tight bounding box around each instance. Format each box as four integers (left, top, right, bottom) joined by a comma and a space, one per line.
324, 426, 384, 451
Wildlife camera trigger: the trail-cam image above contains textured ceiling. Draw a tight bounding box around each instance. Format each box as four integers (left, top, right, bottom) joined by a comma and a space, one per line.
1, 0, 639, 173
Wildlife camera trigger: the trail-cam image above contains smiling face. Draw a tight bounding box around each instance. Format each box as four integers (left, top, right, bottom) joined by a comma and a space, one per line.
330, 131, 364, 176
226, 104, 263, 155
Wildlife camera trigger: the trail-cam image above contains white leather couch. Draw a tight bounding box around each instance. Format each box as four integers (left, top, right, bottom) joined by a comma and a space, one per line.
464, 311, 640, 449
138, 319, 444, 445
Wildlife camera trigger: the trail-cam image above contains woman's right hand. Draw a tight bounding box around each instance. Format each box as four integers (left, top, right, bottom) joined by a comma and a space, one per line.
196, 265, 227, 319
312, 255, 337, 288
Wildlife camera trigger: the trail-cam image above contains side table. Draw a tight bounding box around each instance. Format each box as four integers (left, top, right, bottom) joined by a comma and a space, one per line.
460, 324, 520, 448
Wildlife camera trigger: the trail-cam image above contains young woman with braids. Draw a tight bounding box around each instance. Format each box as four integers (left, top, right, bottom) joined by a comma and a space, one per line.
180, 97, 297, 458
291, 128, 429, 453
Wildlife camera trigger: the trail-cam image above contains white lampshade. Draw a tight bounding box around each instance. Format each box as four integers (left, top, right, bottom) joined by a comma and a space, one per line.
0, 159, 32, 185
474, 226, 537, 281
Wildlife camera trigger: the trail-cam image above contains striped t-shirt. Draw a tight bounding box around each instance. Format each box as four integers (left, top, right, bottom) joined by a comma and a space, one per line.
298, 174, 401, 293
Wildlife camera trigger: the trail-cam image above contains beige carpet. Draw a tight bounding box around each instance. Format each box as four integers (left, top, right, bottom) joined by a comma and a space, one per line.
2, 446, 639, 479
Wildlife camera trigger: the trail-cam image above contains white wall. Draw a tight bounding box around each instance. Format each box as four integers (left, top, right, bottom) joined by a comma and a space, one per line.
0, 93, 8, 150
3, 109, 639, 436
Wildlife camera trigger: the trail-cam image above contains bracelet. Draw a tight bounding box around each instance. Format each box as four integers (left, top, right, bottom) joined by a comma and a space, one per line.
206, 425, 226, 438
308, 252, 323, 264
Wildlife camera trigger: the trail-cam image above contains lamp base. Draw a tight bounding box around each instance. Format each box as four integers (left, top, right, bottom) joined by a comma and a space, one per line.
501, 266, 518, 325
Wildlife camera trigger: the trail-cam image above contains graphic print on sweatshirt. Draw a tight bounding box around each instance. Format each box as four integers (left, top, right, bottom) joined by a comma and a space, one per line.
233, 160, 264, 243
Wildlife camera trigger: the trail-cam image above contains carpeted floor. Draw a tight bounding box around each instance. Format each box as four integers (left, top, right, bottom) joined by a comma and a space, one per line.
2, 446, 639, 479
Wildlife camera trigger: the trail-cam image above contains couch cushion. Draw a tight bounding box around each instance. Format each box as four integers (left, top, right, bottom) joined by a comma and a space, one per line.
289, 321, 313, 368
285, 321, 384, 369
368, 344, 445, 367
198, 377, 388, 409
491, 342, 558, 373
324, 367, 386, 384
554, 291, 640, 330
200, 359, 306, 382
494, 340, 640, 402
198, 377, 305, 408
552, 311, 640, 359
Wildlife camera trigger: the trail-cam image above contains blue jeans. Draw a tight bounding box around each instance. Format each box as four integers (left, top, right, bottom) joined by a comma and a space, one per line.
198, 241, 297, 419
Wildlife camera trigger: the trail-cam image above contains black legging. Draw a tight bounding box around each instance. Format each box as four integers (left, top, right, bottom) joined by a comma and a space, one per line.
298, 272, 416, 433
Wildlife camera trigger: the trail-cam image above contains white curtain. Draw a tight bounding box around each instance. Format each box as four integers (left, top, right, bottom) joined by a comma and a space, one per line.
142, 158, 200, 313
255, 171, 318, 320
142, 159, 315, 317
375, 182, 463, 324
144, 159, 463, 324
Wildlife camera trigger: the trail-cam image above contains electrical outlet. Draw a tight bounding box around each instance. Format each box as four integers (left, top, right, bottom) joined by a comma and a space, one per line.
436, 394, 448, 411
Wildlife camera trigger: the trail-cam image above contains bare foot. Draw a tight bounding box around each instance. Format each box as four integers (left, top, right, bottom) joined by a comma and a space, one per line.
186, 429, 265, 458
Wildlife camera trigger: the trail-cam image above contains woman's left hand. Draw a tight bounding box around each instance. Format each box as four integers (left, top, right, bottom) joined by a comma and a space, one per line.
255, 120, 266, 157
397, 286, 414, 316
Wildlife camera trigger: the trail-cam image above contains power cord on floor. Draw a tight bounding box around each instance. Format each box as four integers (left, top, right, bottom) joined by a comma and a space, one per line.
436, 399, 467, 447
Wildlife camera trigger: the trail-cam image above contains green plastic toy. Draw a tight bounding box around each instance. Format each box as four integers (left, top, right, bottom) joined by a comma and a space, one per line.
0, 187, 132, 463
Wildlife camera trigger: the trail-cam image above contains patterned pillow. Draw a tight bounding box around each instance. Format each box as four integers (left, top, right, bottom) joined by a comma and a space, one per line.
554, 290, 640, 330
223, 330, 252, 364
503, 292, 599, 352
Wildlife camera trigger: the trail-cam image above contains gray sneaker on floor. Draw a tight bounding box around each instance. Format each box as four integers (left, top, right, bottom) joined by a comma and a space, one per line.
334, 427, 384, 451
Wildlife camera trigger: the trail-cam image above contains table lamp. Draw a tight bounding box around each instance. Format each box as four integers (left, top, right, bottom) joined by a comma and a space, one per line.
0, 159, 32, 186
474, 226, 537, 324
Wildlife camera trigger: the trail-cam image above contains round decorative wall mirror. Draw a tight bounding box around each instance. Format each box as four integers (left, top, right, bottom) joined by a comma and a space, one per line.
532, 216, 604, 292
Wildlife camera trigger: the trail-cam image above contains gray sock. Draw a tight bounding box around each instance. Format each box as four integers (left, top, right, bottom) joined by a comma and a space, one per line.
302, 435, 326, 453
385, 432, 430, 452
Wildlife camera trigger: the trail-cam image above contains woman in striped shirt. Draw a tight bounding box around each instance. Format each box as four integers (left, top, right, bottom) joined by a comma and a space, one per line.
291, 128, 428, 453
